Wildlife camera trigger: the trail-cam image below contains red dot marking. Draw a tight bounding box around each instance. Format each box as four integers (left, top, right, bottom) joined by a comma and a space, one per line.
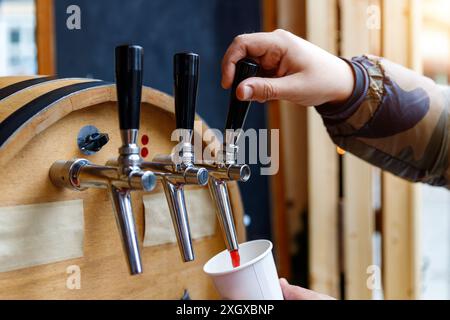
141, 134, 149, 145
141, 147, 149, 158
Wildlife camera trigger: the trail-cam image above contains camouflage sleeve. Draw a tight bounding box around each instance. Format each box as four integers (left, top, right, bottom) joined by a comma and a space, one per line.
316, 55, 450, 189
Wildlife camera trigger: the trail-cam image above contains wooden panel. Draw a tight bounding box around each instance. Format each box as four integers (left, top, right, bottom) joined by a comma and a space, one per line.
278, 102, 307, 261
306, 0, 340, 298
262, 0, 291, 279
277, 0, 308, 280
381, 0, 422, 300
381, 174, 421, 299
275, 0, 308, 279
36, 0, 56, 75
343, 154, 374, 300
340, 0, 380, 300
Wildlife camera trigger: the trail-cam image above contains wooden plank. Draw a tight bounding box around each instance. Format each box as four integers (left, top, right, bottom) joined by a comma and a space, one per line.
306, 0, 340, 298
276, 1, 308, 254
381, 0, 422, 300
343, 154, 374, 300
339, 0, 380, 300
381, 174, 421, 299
36, 0, 56, 75
278, 101, 307, 268
262, 0, 292, 279
274, 0, 309, 281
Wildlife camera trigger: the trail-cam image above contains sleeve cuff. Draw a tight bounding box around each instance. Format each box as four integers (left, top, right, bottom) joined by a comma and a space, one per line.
315, 58, 370, 124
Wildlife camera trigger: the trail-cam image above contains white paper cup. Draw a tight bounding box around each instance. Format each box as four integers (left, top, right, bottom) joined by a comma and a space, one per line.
203, 240, 283, 300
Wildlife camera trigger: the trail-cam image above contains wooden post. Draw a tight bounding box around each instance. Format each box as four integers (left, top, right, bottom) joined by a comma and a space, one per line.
35, 0, 56, 75
340, 0, 381, 300
262, 0, 292, 279
381, 0, 422, 300
306, 0, 341, 298
274, 0, 309, 282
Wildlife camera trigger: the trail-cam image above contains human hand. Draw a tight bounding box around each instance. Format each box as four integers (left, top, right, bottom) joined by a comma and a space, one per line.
221, 29, 354, 106
280, 278, 336, 300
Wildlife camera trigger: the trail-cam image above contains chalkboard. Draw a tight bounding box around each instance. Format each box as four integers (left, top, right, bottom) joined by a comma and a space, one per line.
54, 0, 271, 241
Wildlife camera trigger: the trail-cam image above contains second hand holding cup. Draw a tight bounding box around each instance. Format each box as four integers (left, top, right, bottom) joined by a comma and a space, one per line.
204, 240, 283, 300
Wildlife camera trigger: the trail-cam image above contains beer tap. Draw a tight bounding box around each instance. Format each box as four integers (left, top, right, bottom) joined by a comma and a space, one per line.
201, 58, 259, 258
49, 45, 156, 275
140, 53, 209, 262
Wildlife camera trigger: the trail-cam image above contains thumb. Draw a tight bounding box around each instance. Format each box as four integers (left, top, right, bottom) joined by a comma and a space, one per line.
236, 77, 285, 103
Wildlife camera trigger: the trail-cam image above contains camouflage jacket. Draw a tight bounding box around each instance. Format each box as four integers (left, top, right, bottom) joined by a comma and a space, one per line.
316, 55, 450, 189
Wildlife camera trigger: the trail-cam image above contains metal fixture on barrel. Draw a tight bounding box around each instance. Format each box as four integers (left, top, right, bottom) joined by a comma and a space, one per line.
199, 58, 259, 253
49, 46, 257, 273
140, 52, 209, 262
49, 45, 155, 275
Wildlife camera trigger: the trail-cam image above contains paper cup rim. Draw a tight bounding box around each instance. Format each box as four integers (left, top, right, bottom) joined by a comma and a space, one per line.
203, 239, 273, 276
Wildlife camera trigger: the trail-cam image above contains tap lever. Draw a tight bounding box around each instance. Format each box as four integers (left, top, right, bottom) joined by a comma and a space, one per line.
225, 58, 259, 132
173, 52, 199, 131
115, 45, 144, 131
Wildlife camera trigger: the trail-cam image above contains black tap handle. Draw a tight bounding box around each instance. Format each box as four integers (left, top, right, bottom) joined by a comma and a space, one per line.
173, 52, 199, 130
225, 58, 259, 131
115, 45, 143, 130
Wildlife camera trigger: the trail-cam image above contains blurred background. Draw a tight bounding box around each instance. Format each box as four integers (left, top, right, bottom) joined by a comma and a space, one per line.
0, 0, 448, 300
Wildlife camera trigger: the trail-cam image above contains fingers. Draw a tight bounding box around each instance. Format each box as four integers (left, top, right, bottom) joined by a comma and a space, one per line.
279, 278, 319, 300
279, 278, 336, 300
236, 74, 298, 103
221, 30, 288, 89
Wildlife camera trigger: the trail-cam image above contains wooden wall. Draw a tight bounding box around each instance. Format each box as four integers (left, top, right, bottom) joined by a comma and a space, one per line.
381, 0, 422, 300
264, 0, 423, 300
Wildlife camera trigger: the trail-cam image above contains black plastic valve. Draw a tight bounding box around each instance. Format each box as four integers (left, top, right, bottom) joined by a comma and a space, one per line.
173, 52, 199, 130
80, 132, 109, 153
115, 45, 143, 130
77, 125, 109, 155
224, 58, 259, 131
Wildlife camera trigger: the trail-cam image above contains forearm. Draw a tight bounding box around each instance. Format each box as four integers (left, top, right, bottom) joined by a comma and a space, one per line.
317, 55, 450, 189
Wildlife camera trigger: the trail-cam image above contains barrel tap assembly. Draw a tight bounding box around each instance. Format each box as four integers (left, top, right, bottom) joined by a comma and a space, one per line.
49, 45, 155, 275
140, 52, 209, 262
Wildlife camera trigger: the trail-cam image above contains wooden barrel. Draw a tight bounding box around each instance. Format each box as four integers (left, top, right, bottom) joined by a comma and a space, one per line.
0, 76, 246, 299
